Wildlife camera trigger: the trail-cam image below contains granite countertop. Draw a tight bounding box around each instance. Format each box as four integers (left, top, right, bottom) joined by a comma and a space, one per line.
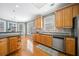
0, 32, 20, 38
32, 32, 75, 38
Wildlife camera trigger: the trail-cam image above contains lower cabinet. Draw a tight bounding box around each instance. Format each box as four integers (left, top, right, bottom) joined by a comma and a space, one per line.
0, 38, 8, 56
65, 37, 75, 55
33, 34, 52, 47
32, 34, 41, 43
8, 36, 20, 53
0, 36, 21, 56
44, 35, 52, 47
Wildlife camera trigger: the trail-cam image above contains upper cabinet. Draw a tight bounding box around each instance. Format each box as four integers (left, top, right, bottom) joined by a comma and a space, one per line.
73, 4, 79, 17
55, 10, 63, 28
55, 4, 79, 29
63, 6, 73, 28
35, 16, 43, 29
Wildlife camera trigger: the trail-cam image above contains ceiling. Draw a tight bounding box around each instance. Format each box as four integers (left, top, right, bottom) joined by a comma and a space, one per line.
0, 3, 71, 22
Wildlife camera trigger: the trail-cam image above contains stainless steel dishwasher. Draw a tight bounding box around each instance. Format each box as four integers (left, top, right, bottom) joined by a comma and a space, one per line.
52, 37, 64, 52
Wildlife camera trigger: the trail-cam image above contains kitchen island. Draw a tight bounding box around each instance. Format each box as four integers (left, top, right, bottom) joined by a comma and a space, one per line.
0, 32, 21, 56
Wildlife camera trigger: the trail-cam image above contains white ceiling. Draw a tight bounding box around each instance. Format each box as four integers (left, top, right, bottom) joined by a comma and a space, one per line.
0, 3, 71, 22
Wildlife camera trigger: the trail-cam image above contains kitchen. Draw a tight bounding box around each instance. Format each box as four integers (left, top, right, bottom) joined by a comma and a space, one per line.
0, 3, 79, 56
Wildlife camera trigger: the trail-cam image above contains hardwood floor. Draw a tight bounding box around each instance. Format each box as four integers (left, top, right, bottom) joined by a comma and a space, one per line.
9, 36, 66, 56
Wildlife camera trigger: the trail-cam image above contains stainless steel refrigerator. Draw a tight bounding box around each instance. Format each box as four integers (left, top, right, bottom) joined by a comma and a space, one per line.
73, 16, 79, 55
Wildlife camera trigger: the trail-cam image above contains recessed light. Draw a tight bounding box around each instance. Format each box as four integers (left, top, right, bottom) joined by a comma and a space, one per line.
16, 5, 19, 8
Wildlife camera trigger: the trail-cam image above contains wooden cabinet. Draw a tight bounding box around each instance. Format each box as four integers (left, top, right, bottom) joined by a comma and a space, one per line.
33, 34, 41, 43
8, 36, 18, 53
35, 16, 43, 29
17, 36, 21, 49
0, 38, 8, 56
40, 35, 46, 45
55, 10, 63, 28
33, 34, 52, 47
63, 6, 73, 28
65, 37, 75, 55
73, 4, 79, 17
55, 6, 73, 28
44, 35, 52, 47
36, 34, 41, 43
55, 4, 79, 29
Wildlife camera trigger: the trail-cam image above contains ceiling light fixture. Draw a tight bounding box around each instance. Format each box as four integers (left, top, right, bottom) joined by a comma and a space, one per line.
16, 5, 19, 8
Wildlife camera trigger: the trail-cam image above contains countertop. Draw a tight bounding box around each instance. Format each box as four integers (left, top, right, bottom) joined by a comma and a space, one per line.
32, 32, 75, 38
0, 32, 20, 38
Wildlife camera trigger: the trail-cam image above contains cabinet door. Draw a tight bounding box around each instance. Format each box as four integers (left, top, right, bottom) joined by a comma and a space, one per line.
42, 35, 52, 47
9, 37, 18, 53
17, 36, 21, 49
32, 34, 41, 43
55, 10, 63, 28
35, 16, 43, 29
65, 37, 75, 55
45, 35, 52, 47
0, 38, 8, 56
73, 4, 79, 17
36, 34, 41, 43
40, 35, 46, 45
63, 6, 73, 28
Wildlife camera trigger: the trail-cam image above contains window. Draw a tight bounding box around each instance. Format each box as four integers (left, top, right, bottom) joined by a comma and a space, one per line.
0, 20, 6, 32
44, 14, 56, 32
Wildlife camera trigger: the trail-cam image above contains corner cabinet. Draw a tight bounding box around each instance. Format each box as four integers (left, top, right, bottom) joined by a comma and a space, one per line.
35, 16, 43, 29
